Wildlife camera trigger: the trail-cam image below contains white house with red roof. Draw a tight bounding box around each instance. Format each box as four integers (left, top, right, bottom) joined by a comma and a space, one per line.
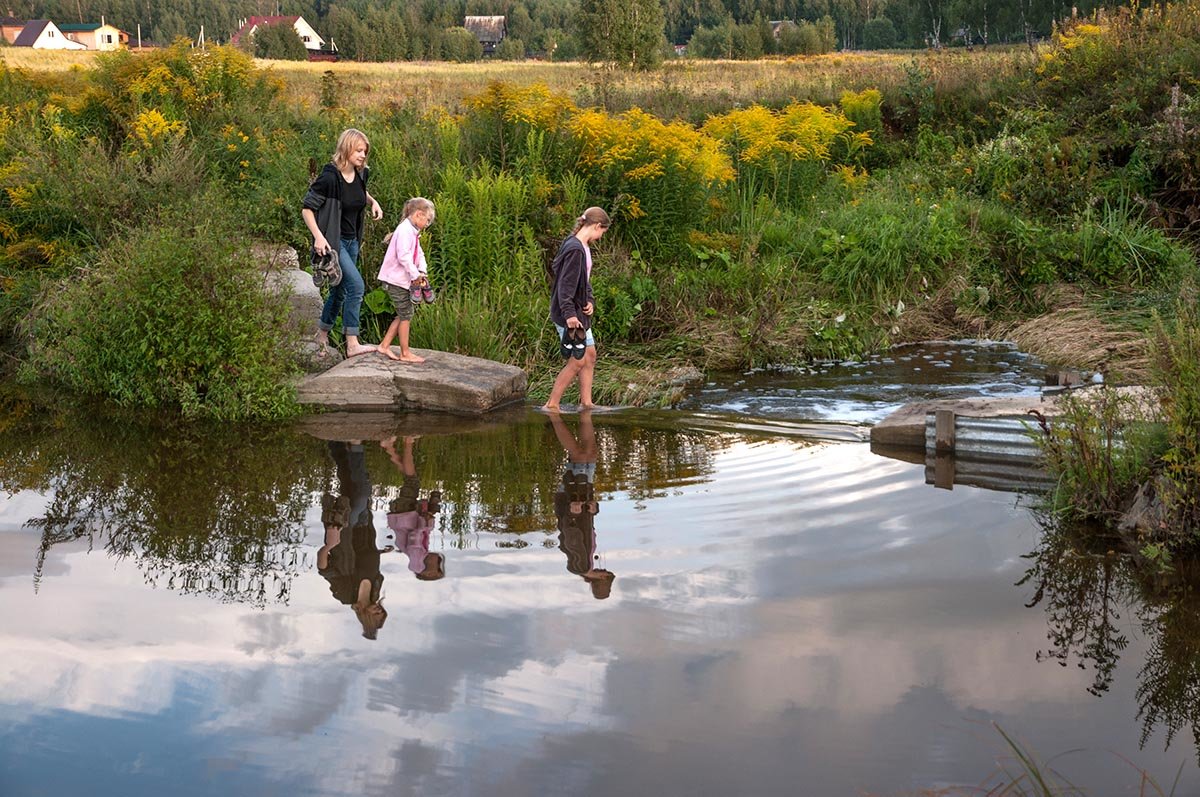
231, 15, 324, 50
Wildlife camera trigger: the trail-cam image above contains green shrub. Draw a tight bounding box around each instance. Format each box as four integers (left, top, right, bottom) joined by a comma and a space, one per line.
1150, 295, 1200, 536
26, 211, 299, 420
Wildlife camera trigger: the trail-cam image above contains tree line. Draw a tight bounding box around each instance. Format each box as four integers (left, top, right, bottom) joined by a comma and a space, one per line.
4, 0, 1158, 63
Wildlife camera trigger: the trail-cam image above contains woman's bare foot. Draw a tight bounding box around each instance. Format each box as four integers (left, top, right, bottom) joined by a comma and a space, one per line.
399, 352, 425, 363
377, 344, 401, 361
541, 403, 561, 412
346, 343, 375, 357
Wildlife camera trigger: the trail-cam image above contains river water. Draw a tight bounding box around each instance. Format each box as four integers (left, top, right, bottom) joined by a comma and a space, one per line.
0, 344, 1196, 796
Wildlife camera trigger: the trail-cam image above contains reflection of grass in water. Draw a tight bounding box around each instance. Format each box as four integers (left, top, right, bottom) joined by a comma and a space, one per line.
371, 417, 723, 543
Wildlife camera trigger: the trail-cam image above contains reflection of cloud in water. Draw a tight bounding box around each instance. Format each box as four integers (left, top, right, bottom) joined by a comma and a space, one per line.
2, 441, 1197, 794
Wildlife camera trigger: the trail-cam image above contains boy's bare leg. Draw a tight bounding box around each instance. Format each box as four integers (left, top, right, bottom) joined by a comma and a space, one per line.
398, 319, 425, 363
377, 319, 402, 361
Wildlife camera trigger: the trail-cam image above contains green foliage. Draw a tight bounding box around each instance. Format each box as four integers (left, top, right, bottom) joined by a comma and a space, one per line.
1150, 295, 1200, 536
494, 37, 526, 61
967, 202, 1058, 312
861, 17, 897, 50
578, 0, 665, 70
442, 27, 483, 63
1064, 200, 1195, 288
431, 163, 547, 292
254, 21, 309, 60
26, 212, 300, 420
813, 187, 967, 308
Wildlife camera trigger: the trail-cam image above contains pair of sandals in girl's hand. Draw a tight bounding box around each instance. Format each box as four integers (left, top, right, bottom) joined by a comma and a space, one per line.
560, 326, 587, 360
409, 282, 436, 305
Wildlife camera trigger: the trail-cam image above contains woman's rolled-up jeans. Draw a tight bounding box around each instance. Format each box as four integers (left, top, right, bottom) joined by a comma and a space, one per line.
319, 237, 363, 337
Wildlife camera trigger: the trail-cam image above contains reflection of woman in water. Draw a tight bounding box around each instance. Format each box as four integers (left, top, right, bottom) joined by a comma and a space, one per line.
318, 441, 389, 639
382, 436, 444, 581
548, 411, 614, 600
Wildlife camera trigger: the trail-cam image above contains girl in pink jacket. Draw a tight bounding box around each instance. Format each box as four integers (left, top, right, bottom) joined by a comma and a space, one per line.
376, 197, 434, 363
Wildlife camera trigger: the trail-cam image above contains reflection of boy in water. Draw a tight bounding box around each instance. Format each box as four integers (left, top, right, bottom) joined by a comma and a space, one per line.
548, 411, 614, 600
382, 436, 444, 582
318, 441, 388, 639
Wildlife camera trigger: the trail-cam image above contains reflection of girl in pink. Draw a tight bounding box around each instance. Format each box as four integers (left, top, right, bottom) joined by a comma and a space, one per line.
382, 436, 444, 581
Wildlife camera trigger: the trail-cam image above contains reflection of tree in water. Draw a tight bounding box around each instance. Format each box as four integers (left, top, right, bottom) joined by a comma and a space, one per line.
1021, 514, 1200, 761
1135, 581, 1200, 756
0, 399, 326, 607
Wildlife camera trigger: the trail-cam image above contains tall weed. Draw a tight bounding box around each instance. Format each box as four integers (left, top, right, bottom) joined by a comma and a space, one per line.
1033, 390, 1166, 525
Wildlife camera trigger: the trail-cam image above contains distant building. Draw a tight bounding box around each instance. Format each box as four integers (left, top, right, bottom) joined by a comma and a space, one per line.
464, 15, 506, 55
12, 20, 88, 50
59, 20, 128, 50
231, 15, 325, 51
0, 16, 26, 44
769, 20, 797, 40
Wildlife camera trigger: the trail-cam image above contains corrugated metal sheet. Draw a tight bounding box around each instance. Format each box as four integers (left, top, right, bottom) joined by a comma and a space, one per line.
924, 413, 1044, 462
924, 453, 1056, 493
922, 413, 1052, 493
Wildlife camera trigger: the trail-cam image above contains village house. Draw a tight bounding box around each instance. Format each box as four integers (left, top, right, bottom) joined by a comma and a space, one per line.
0, 16, 26, 44
59, 19, 128, 50
769, 20, 798, 39
12, 19, 87, 49
464, 15, 506, 55
231, 15, 324, 51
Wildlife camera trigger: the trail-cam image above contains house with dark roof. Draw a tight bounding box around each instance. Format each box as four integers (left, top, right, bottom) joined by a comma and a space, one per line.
464, 16, 506, 55
231, 15, 324, 51
0, 16, 26, 44
12, 20, 88, 49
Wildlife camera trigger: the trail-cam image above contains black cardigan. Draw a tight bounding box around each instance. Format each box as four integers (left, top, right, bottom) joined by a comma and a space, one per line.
549, 236, 594, 330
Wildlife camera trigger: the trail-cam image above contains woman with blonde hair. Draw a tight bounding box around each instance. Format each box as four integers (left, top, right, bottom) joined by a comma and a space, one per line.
301, 128, 384, 358
543, 207, 611, 411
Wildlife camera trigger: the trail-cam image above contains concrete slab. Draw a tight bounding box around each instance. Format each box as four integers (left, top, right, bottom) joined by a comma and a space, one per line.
296, 347, 527, 414
870, 395, 1057, 449
869, 386, 1157, 450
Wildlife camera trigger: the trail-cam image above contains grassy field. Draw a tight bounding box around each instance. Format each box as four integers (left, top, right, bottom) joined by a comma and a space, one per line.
0, 45, 1037, 116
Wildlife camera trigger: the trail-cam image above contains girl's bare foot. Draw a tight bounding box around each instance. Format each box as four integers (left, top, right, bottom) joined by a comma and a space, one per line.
346, 343, 375, 357
541, 403, 561, 412
399, 352, 425, 363
377, 344, 401, 361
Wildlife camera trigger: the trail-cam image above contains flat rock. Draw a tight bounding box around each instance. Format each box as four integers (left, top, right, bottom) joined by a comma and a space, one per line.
296, 347, 527, 414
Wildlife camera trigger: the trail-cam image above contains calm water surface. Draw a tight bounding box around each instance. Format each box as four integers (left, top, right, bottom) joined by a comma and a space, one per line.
1, 360, 1197, 796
